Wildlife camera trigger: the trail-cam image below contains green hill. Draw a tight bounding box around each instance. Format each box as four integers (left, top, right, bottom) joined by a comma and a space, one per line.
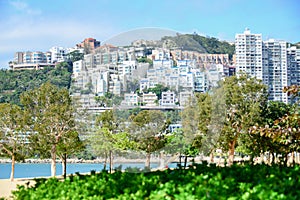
0, 62, 72, 105
161, 33, 235, 59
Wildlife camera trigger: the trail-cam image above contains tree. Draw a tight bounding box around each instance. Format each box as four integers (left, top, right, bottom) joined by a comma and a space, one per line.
180, 94, 202, 162
219, 75, 268, 165
0, 103, 27, 181
129, 110, 170, 169
67, 50, 84, 63
95, 93, 123, 107
137, 57, 153, 65
147, 84, 169, 99
57, 130, 84, 179
20, 82, 77, 177
251, 85, 300, 166
91, 110, 117, 172
247, 101, 291, 163
90, 110, 134, 172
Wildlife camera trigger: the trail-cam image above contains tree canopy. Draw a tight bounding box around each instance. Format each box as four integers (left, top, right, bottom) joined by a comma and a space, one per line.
0, 63, 72, 105
20, 82, 78, 177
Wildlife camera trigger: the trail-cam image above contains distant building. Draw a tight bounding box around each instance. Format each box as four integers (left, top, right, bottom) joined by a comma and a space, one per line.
72, 60, 83, 78
235, 28, 300, 103
49, 46, 69, 63
235, 28, 263, 79
179, 91, 193, 106
168, 124, 182, 133
263, 39, 288, 103
160, 91, 176, 106
9, 63, 55, 70
123, 92, 139, 106
193, 70, 207, 92
142, 92, 157, 106
287, 46, 300, 86
77, 38, 101, 54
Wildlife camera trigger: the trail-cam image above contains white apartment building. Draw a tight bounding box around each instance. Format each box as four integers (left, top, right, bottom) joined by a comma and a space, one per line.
179, 91, 193, 106
160, 91, 176, 106
142, 92, 157, 106
234, 29, 300, 103
49, 46, 69, 63
73, 60, 83, 78
153, 59, 173, 69
287, 46, 300, 86
263, 39, 288, 103
193, 70, 207, 92
140, 78, 150, 91
123, 92, 139, 106
117, 61, 137, 76
235, 28, 263, 79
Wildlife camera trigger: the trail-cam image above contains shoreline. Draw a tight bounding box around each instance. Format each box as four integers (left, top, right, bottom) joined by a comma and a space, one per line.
0, 158, 156, 164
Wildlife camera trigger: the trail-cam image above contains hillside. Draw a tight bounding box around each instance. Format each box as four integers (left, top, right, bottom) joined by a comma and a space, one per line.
0, 62, 72, 105
161, 33, 235, 59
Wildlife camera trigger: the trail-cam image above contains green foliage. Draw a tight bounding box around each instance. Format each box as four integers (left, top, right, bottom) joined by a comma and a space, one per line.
0, 103, 28, 180
129, 110, 170, 167
250, 85, 300, 165
162, 33, 235, 59
137, 56, 153, 65
67, 50, 84, 63
13, 164, 300, 200
164, 110, 181, 124
20, 83, 78, 176
145, 84, 169, 99
217, 75, 268, 163
95, 93, 123, 107
0, 103, 27, 160
0, 64, 72, 105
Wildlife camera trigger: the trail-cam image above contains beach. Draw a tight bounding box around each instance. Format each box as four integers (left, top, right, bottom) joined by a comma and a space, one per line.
0, 178, 35, 199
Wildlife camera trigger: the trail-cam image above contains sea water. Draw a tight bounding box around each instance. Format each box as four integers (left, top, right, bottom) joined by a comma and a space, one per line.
0, 162, 161, 179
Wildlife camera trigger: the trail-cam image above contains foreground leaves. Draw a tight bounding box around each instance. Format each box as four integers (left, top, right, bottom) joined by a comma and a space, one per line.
13, 164, 300, 200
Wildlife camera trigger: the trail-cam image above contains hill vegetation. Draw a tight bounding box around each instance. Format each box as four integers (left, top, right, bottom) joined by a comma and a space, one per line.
161, 33, 235, 58
0, 62, 72, 105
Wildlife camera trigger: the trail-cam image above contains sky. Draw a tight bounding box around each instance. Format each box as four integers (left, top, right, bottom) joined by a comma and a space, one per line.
0, 0, 299, 68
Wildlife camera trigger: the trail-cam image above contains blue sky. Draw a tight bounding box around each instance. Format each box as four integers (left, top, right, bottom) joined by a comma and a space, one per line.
0, 0, 299, 68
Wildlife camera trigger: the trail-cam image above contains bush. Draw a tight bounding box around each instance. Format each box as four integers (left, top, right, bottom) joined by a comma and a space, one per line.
13, 164, 300, 199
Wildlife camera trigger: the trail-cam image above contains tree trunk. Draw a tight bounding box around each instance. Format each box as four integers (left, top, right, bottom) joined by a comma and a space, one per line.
51, 144, 57, 177
228, 140, 236, 166
103, 152, 107, 171
10, 154, 15, 182
184, 155, 188, 169
271, 152, 275, 164
291, 152, 295, 166
179, 153, 181, 166
159, 151, 165, 168
267, 152, 271, 165
210, 150, 214, 163
284, 154, 288, 167
109, 150, 113, 173
260, 152, 264, 164
145, 152, 151, 169
62, 153, 67, 179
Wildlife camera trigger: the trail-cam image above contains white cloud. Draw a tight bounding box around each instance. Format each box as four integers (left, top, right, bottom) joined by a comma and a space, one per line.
9, 0, 42, 15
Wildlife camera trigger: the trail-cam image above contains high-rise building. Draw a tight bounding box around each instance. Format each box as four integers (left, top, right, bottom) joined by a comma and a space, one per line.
263, 39, 288, 103
235, 29, 299, 103
235, 28, 263, 79
287, 46, 300, 86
